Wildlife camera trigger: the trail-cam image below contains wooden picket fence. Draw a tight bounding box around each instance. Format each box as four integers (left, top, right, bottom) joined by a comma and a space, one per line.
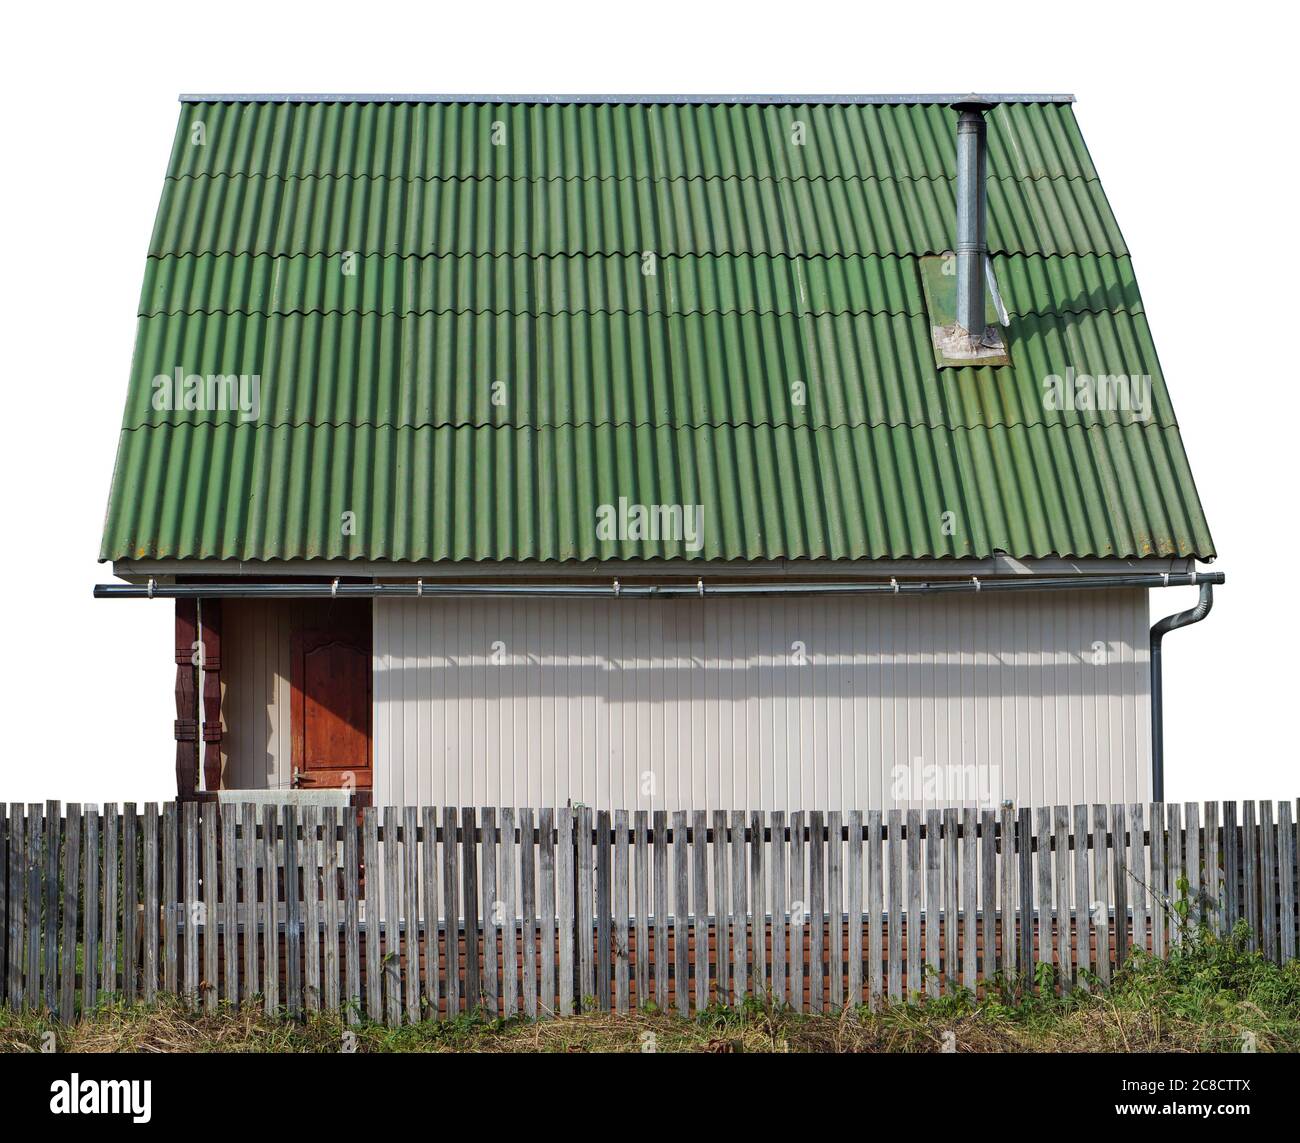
2, 800, 1297, 1025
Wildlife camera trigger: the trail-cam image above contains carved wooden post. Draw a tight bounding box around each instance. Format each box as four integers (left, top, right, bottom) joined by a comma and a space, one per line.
174, 599, 199, 800
200, 599, 223, 793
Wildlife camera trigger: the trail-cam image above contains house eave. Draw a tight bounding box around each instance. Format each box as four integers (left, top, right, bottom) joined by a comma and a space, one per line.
109, 555, 1197, 586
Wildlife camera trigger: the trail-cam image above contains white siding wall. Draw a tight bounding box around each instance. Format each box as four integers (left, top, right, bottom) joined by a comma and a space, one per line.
373, 589, 1151, 813
220, 599, 292, 790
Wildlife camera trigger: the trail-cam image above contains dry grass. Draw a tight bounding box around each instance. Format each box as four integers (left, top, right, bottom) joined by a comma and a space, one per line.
0, 989, 1294, 1055
4, 924, 1298, 1054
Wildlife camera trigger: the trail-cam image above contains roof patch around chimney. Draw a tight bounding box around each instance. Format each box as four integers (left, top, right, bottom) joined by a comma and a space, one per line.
920, 255, 1011, 368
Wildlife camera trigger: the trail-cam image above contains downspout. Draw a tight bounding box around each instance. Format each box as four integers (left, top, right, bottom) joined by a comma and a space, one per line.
1149, 581, 1215, 802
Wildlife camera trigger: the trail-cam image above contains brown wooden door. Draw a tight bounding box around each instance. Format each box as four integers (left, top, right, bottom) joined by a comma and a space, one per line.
290, 600, 372, 795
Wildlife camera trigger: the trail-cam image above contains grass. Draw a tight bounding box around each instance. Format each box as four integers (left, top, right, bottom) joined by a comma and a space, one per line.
3, 922, 1298, 1054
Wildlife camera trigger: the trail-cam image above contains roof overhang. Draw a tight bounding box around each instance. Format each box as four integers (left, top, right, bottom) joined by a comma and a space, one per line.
95, 567, 1223, 601
108, 555, 1197, 586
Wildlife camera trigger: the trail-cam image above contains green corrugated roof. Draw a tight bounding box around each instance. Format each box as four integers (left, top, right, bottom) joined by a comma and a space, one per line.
101, 96, 1215, 564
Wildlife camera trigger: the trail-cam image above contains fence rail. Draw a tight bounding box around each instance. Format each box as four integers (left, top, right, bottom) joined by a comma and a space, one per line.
2, 800, 1297, 1024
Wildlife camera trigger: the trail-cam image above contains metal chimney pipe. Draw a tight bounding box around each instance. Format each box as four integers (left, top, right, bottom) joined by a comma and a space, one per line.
953, 97, 993, 336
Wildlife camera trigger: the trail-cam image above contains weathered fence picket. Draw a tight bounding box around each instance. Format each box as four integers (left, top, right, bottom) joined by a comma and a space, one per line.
1, 799, 1297, 1025
731, 809, 749, 1006
237, 801, 257, 1003
324, 805, 341, 1015
305, 805, 324, 1016
652, 809, 668, 1010
824, 810, 840, 1007
1128, 803, 1147, 959
479, 807, 499, 1020
380, 805, 399, 1025
1243, 801, 1260, 950
847, 810, 863, 1007
343, 807, 361, 1023
1280, 802, 1297, 964
201, 804, 218, 1013
60, 806, 79, 1021
102, 811, 118, 1003
1197, 800, 1213, 932
691, 810, 708, 1013
805, 810, 820, 1011
1001, 804, 1018, 981
556, 807, 573, 1017
905, 809, 921, 999
260, 805, 280, 1010
1260, 801, 1278, 962
7, 806, 24, 1008
142, 804, 158, 1005
962, 807, 979, 993
713, 808, 731, 1007
379, 806, 397, 1029
162, 803, 177, 996
1092, 805, 1111, 986
631, 809, 648, 1011
595, 809, 612, 1013
461, 806, 480, 1014
753, 810, 769, 1003
772, 811, 789, 1007
1071, 804, 1089, 985
575, 806, 593, 1009
943, 807, 959, 993
866, 810, 883, 1008
1035, 806, 1052, 981
81, 806, 98, 1009
538, 807, 555, 1017
43, 803, 58, 1012
887, 808, 902, 1001
519, 807, 537, 1019
500, 807, 519, 1020
980, 809, 997, 992
924, 809, 941, 998
124, 804, 139, 1005
671, 811, 688, 1015
284, 804, 303, 1019
26, 806, 42, 1009
613, 809, 630, 1014
1053, 806, 1072, 991
440, 806, 459, 1018
1154, 806, 1175, 957
1111, 803, 1128, 967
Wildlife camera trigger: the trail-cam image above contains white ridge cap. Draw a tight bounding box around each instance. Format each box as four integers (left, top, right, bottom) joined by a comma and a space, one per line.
178, 92, 1077, 105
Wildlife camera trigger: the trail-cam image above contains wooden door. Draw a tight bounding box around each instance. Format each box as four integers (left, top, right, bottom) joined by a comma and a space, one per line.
290, 600, 372, 795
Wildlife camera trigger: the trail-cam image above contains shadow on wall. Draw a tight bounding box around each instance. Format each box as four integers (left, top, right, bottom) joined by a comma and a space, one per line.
373, 655, 1148, 702
372, 591, 1151, 703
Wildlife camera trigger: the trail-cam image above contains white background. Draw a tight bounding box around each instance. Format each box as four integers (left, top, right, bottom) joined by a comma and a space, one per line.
0, 1, 1291, 804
